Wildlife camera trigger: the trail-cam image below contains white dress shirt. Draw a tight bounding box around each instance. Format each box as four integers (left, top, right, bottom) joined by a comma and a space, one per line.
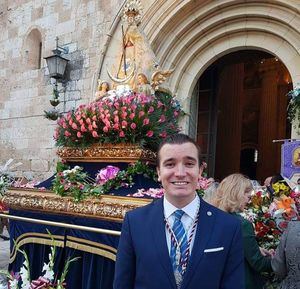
163, 195, 200, 255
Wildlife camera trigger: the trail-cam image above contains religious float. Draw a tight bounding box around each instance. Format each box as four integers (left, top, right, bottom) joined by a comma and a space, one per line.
0, 1, 185, 288
1, 1, 300, 288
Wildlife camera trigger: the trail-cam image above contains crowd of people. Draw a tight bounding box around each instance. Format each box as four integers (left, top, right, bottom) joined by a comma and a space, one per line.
114, 133, 300, 289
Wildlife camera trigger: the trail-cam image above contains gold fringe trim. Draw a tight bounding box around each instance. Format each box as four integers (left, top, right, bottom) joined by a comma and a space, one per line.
10, 233, 65, 263
9, 233, 117, 263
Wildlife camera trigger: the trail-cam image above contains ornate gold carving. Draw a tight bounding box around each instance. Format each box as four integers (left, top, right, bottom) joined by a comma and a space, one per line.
2, 188, 152, 222
56, 144, 156, 163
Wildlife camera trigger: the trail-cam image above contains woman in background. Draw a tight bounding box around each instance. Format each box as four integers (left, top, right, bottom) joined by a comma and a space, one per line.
210, 173, 273, 289
271, 220, 300, 289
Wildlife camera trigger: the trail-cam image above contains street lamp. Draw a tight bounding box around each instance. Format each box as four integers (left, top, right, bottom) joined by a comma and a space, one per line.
43, 37, 69, 121
44, 37, 69, 80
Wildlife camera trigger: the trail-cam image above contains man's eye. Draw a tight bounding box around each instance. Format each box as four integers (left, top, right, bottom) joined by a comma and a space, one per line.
186, 162, 195, 167
165, 163, 174, 167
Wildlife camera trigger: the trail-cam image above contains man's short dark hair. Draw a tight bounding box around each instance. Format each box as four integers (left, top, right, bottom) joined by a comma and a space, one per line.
156, 133, 201, 167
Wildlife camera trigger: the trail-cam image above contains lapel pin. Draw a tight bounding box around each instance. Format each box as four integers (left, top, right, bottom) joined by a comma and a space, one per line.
207, 211, 212, 216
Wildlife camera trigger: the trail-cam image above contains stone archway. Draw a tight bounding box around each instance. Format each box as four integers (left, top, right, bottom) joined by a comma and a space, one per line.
139, 0, 300, 137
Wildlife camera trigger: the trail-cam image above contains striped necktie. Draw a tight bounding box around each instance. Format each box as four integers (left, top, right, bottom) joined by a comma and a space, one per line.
170, 209, 188, 288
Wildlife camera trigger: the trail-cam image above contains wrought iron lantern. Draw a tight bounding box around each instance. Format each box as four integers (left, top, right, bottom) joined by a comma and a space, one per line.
44, 37, 69, 80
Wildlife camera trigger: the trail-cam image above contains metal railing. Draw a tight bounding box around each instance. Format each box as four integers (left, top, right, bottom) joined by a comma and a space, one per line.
0, 213, 121, 236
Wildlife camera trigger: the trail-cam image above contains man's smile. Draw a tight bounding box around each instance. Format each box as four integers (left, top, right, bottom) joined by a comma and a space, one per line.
171, 181, 189, 185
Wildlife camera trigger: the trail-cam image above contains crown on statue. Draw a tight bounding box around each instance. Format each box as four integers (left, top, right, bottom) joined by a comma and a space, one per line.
122, 0, 143, 25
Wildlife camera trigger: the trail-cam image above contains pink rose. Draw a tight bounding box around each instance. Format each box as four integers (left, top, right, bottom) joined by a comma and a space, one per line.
119, 131, 125, 137
143, 118, 150, 126
130, 123, 136, 130
64, 131, 71, 137
148, 106, 154, 113
77, 131, 82, 138
81, 125, 87, 132
54, 129, 59, 140
146, 130, 153, 137
92, 131, 99, 138
121, 120, 128, 128
139, 111, 145, 118
159, 115, 166, 123
103, 126, 109, 133
129, 113, 135, 120
159, 131, 167, 138
92, 121, 98, 129
71, 123, 78, 130
86, 118, 91, 124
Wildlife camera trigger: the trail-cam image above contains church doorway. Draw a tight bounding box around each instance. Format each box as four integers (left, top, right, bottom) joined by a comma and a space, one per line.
193, 50, 292, 183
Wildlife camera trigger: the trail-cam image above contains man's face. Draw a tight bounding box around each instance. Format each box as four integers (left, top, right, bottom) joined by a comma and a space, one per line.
157, 142, 202, 207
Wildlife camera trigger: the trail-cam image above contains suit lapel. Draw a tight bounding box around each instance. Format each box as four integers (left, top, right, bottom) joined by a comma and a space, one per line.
150, 198, 177, 289
181, 199, 215, 289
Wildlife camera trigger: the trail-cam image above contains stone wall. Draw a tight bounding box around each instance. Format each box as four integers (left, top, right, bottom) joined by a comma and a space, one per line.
0, 0, 122, 180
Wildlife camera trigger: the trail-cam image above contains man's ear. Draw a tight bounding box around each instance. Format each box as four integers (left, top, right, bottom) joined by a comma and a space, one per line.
156, 167, 161, 182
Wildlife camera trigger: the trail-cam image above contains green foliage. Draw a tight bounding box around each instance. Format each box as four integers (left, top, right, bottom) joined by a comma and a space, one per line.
52, 161, 158, 202
287, 85, 300, 129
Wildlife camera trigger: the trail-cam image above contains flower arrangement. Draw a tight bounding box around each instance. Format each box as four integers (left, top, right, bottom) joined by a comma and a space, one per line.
54, 91, 185, 151
240, 188, 280, 249
243, 181, 300, 289
0, 231, 78, 289
287, 84, 300, 129
0, 159, 22, 196
52, 161, 158, 202
243, 181, 300, 249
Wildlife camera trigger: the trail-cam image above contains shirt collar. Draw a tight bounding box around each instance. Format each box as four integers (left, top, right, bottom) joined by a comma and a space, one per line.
164, 194, 200, 220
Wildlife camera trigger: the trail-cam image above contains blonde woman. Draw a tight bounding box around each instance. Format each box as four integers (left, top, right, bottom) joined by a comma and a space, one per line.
210, 173, 273, 289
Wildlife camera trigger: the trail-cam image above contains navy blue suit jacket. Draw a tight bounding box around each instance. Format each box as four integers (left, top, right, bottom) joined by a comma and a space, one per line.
114, 198, 245, 289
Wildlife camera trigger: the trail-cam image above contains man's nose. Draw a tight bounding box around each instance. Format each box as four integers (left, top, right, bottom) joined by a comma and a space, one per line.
174, 164, 186, 176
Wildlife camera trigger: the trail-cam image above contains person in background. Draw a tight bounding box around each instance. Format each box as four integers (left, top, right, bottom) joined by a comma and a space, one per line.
271, 220, 300, 288
203, 181, 219, 204
114, 134, 245, 289
210, 173, 273, 289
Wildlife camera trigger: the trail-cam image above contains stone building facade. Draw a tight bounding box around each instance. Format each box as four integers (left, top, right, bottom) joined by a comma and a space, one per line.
1, 0, 300, 181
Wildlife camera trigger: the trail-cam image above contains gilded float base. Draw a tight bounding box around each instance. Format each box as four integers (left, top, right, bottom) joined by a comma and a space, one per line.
2, 188, 152, 222
56, 144, 156, 163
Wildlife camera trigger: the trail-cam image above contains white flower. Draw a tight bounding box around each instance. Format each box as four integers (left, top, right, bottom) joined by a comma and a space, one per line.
19, 261, 30, 289
8, 278, 19, 289
42, 262, 54, 281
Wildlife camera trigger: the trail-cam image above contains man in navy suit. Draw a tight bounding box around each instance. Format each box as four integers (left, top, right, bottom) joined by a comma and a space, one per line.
114, 133, 245, 289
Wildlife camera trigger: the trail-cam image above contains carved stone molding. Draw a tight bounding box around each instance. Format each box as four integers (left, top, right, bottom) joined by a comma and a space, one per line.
2, 188, 152, 222
56, 144, 156, 163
